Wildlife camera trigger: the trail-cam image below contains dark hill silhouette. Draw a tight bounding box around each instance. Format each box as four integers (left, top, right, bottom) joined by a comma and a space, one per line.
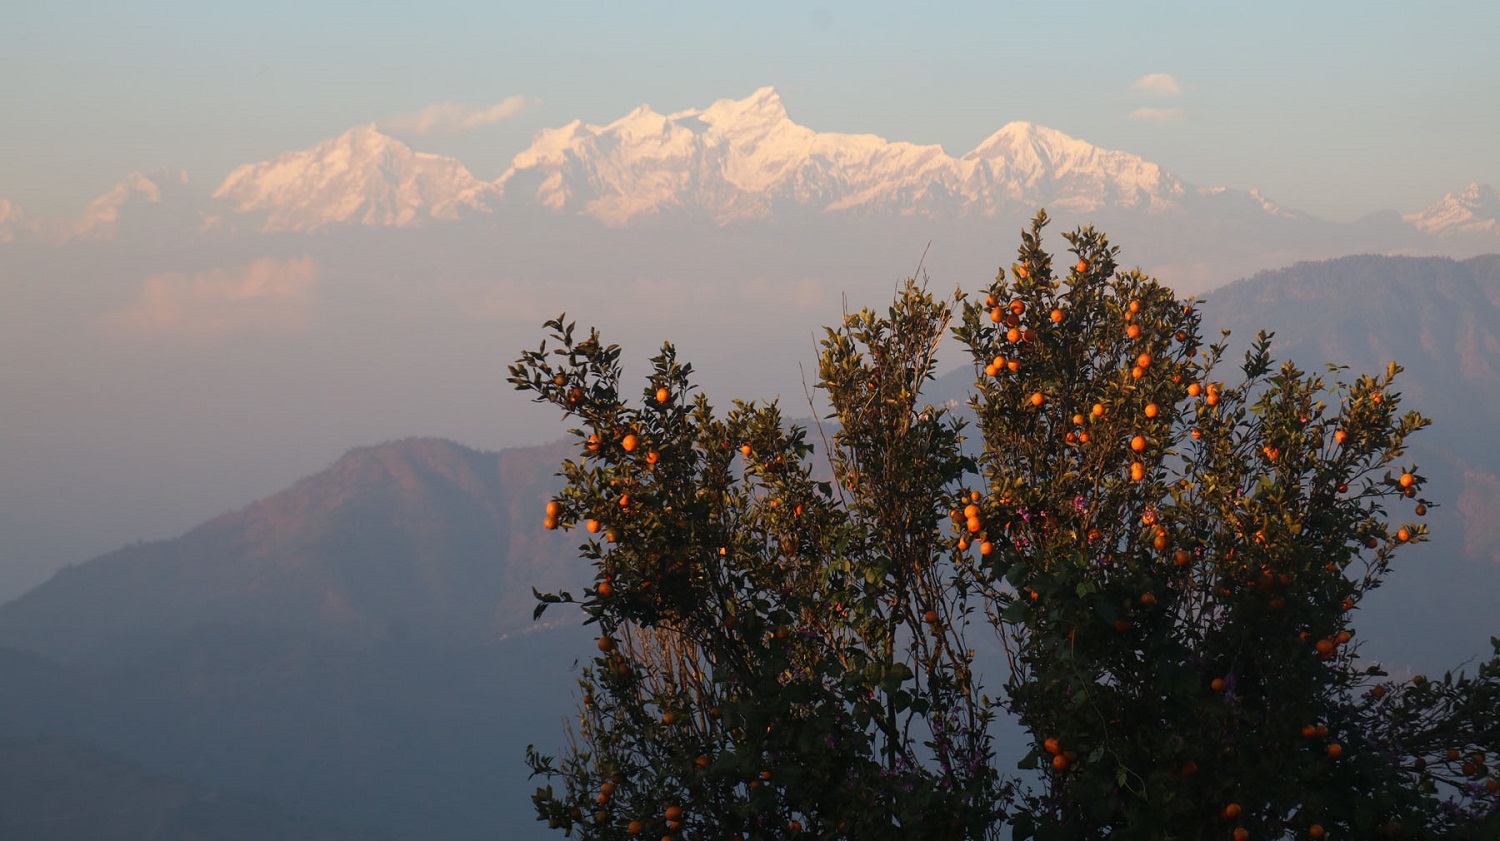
0, 437, 589, 662
0, 736, 386, 841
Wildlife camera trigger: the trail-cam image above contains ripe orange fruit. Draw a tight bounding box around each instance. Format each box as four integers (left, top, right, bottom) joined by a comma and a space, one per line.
1140, 592, 1157, 606
1223, 802, 1242, 819
990, 307, 1003, 323
587, 433, 601, 452
1017, 265, 1030, 278
665, 805, 683, 821
789, 820, 803, 833
1127, 323, 1142, 339
1044, 737, 1061, 754
1130, 462, 1145, 481
622, 434, 639, 453
662, 711, 676, 725
967, 516, 982, 534
1233, 829, 1249, 841
1009, 299, 1026, 316
1136, 352, 1153, 369
1327, 743, 1343, 758
1052, 753, 1071, 770
1334, 429, 1347, 444
1316, 639, 1335, 655
1076, 260, 1089, 273
980, 541, 994, 555
1174, 549, 1191, 566
1181, 760, 1198, 775
598, 636, 615, 652
1030, 391, 1046, 407
1128, 299, 1141, 313
1131, 435, 1147, 452
924, 609, 940, 625
543, 516, 558, 530
597, 579, 614, 597
1397, 527, 1411, 542
1399, 472, 1414, 487
739, 443, 752, 457
646, 450, 660, 465
1190, 428, 1203, 440
1211, 677, 1225, 692
1144, 403, 1159, 418
546, 500, 562, 517
1309, 824, 1325, 839
1051, 308, 1065, 323
627, 820, 643, 835
586, 519, 602, 533
1187, 382, 1202, 397
656, 387, 670, 403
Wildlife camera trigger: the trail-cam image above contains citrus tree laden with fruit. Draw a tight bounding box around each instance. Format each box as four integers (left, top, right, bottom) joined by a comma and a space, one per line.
511, 288, 1004, 840
512, 211, 1500, 840
952, 213, 1497, 840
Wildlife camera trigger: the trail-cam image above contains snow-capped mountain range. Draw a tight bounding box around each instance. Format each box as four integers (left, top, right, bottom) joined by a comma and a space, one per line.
0, 87, 1495, 240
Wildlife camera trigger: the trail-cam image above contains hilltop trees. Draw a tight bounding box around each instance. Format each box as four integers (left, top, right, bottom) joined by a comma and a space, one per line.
511, 212, 1499, 839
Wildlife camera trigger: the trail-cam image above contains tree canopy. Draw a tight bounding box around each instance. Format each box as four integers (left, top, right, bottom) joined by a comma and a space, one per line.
510, 212, 1500, 840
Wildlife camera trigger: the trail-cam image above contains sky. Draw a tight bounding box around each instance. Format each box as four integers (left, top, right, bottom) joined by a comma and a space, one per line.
3, 0, 1498, 223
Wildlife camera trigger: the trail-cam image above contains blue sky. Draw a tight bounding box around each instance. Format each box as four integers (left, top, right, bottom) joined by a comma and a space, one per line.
3, 0, 1497, 221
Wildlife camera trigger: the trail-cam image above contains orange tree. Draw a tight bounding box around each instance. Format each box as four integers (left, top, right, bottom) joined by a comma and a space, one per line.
952, 212, 1498, 840
512, 212, 1500, 839
510, 287, 1004, 840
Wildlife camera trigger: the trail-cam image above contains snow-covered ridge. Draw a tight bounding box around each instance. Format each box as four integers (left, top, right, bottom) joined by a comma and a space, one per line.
5, 88, 1494, 240
1405, 183, 1500, 237
497, 87, 1194, 225
213, 124, 501, 233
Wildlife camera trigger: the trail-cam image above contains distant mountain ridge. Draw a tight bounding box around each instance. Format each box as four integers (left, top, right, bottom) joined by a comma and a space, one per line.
2, 88, 1494, 241
0, 437, 586, 663
496, 86, 1190, 225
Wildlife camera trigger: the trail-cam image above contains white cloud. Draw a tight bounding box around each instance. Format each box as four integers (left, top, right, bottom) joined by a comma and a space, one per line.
1127, 107, 1186, 124
1129, 73, 1182, 97
104, 256, 317, 339
379, 97, 534, 137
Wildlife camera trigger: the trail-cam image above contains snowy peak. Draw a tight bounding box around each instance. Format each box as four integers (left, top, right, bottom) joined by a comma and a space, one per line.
70, 171, 178, 240
962, 121, 1184, 212
214, 124, 499, 232
498, 88, 1199, 225
1405, 183, 1500, 237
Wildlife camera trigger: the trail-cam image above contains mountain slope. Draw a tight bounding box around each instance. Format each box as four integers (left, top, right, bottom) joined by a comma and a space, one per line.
0, 437, 585, 662
0, 736, 385, 841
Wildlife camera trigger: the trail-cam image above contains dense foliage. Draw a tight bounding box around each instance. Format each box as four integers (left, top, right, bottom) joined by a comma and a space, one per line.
511, 213, 1499, 839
